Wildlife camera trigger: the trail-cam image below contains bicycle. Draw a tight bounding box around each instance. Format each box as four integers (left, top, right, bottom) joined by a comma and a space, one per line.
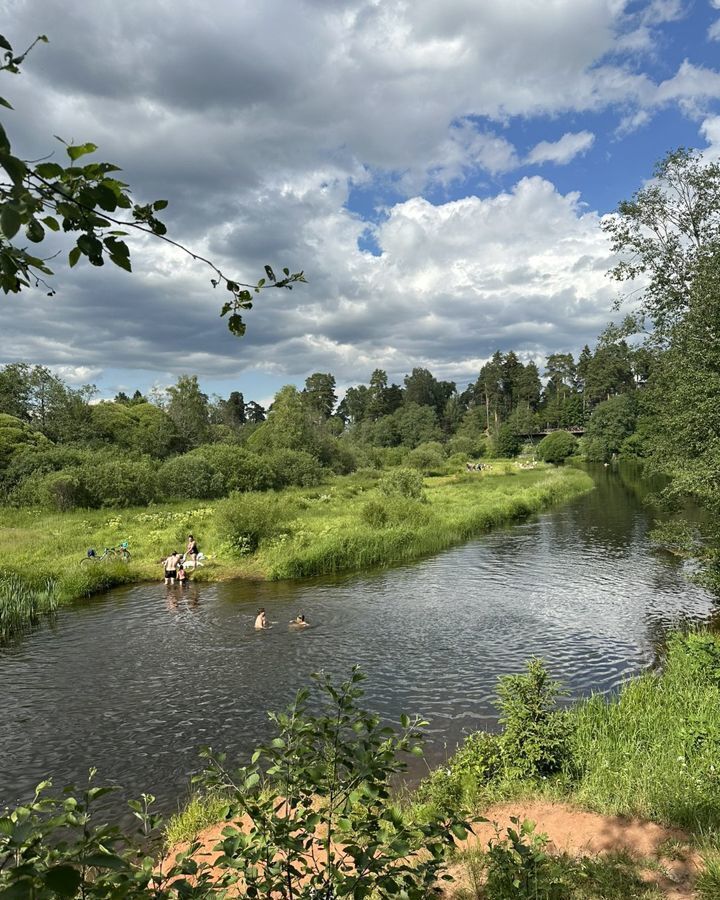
81, 541, 131, 564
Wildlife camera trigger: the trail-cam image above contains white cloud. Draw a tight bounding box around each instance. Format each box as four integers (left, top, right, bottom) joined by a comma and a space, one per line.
0, 0, 716, 387
54, 365, 103, 385
701, 115, 720, 160
526, 131, 596, 165
709, 19, 720, 40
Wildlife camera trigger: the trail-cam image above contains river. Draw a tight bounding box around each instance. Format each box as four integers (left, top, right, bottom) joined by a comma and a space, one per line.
1, 464, 717, 824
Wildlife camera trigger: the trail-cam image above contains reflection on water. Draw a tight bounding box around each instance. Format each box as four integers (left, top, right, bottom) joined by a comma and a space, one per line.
1, 464, 717, 824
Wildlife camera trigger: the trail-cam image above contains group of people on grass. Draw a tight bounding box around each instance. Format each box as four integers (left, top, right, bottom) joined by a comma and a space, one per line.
162, 534, 200, 585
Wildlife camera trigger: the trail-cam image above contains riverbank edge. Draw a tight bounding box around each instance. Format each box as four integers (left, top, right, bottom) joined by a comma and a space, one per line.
0, 465, 593, 640
165, 630, 720, 896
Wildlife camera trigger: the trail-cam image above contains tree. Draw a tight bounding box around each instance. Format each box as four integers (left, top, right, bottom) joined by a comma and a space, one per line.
166, 374, 211, 449
337, 384, 369, 424
0, 33, 304, 335
514, 360, 542, 410
244, 400, 266, 423
219, 391, 247, 428
0, 412, 49, 471
492, 423, 521, 458
477, 352, 506, 428
303, 372, 337, 419
544, 353, 576, 400
583, 394, 637, 461
603, 147, 720, 338
536, 430, 578, 465
584, 342, 634, 404
641, 246, 720, 516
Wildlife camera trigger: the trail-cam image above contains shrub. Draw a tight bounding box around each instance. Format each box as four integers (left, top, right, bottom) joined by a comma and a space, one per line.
497, 659, 570, 779
492, 424, 521, 458
159, 453, 220, 500
378, 467, 425, 500
216, 491, 295, 554
16, 469, 94, 511
86, 458, 159, 508
484, 817, 571, 899
265, 448, 324, 488
406, 441, 446, 474
447, 434, 486, 458
360, 496, 431, 529
198, 444, 275, 493
536, 431, 578, 465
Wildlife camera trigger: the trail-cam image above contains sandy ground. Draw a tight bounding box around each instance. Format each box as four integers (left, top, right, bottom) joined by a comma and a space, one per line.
450, 800, 702, 899
166, 800, 704, 898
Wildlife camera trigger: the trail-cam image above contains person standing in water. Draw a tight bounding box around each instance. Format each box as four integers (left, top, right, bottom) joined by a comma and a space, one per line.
163, 551, 180, 585
254, 608, 268, 629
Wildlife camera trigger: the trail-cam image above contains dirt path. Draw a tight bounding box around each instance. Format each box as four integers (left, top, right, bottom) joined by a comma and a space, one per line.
451, 800, 703, 899
167, 800, 704, 898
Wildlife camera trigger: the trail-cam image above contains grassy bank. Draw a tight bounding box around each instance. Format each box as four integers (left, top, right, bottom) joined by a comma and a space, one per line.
0, 462, 592, 639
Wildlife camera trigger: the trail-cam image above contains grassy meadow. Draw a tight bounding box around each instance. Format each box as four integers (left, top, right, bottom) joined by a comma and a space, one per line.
0, 462, 592, 639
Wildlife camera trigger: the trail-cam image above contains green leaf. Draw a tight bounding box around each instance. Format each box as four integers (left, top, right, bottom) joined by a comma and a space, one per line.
0, 152, 26, 185
42, 215, 60, 232
25, 218, 44, 243
35, 162, 63, 179
153, 199, 168, 210
43, 865, 82, 897
68, 246, 81, 268
1, 204, 22, 240
400, 713, 410, 728
67, 142, 98, 161
227, 314, 246, 336
0, 36, 12, 52
0, 97, 13, 110
245, 772, 260, 790
450, 822, 468, 841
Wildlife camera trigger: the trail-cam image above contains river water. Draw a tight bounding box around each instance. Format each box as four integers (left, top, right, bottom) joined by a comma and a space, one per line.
1, 464, 717, 823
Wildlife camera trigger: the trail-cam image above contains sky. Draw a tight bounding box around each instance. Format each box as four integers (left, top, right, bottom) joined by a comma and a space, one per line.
3, 0, 720, 404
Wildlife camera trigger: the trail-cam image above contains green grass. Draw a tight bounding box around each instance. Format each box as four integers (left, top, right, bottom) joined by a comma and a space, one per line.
0, 573, 58, 642
569, 630, 720, 831
261, 466, 593, 579
0, 462, 592, 639
164, 793, 231, 847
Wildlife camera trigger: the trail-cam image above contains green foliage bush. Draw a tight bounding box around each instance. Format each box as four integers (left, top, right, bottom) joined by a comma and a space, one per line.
536, 431, 578, 465
216, 491, 295, 554
483, 817, 571, 899
16, 469, 94, 511
360, 496, 431, 529
264, 448, 324, 488
86, 459, 160, 508
406, 441, 446, 474
158, 453, 219, 499
497, 659, 570, 779
446, 434, 486, 458
492, 424, 521, 458
378, 467, 425, 500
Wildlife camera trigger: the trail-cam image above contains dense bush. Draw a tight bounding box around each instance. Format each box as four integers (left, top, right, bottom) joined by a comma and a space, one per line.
158, 453, 219, 499
536, 430, 578, 465
378, 467, 425, 500
492, 423, 521, 458
0, 413, 50, 473
264, 448, 324, 488
497, 659, 570, 779
216, 491, 296, 554
446, 434, 486, 458
360, 495, 432, 529
21, 470, 94, 511
406, 441, 446, 474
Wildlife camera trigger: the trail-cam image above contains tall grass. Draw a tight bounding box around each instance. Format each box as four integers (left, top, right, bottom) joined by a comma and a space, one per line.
568, 631, 720, 830
0, 574, 58, 643
264, 468, 593, 579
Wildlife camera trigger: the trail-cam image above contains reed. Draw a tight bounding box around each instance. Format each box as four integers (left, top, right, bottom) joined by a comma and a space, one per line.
0, 574, 58, 643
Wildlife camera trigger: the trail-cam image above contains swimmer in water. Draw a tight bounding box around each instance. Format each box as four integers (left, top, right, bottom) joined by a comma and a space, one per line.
254, 608, 268, 629
290, 613, 309, 627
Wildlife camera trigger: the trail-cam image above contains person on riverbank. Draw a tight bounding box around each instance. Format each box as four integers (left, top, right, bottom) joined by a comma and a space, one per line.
162, 551, 180, 585
185, 534, 199, 568
254, 608, 268, 629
